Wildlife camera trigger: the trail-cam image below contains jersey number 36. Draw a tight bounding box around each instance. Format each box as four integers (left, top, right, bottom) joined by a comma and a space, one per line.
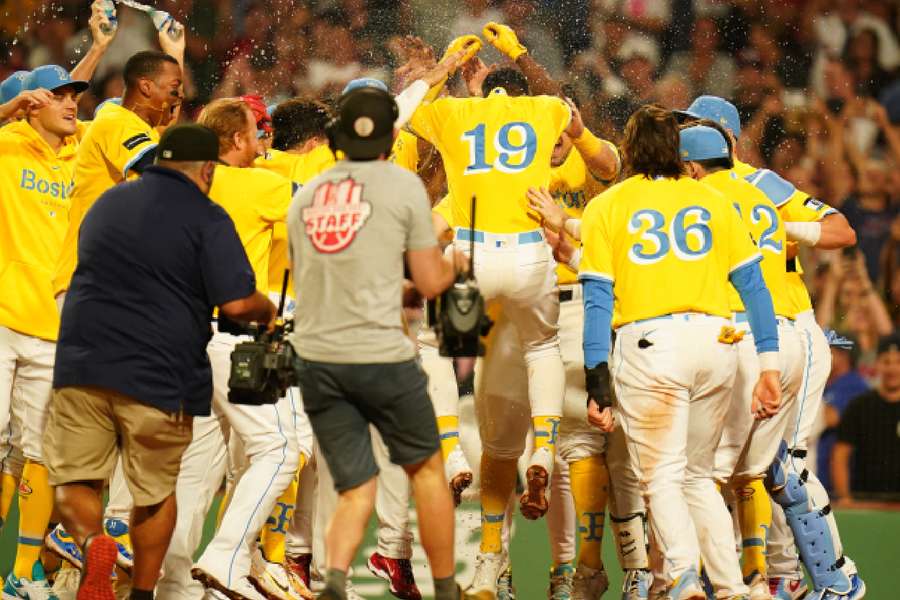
462, 122, 537, 174
628, 206, 712, 265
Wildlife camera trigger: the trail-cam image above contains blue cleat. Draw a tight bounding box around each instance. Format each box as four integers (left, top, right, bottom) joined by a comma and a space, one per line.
621, 569, 652, 600
810, 574, 865, 600
45, 523, 83, 569
665, 567, 706, 600
2, 561, 60, 600
547, 563, 573, 600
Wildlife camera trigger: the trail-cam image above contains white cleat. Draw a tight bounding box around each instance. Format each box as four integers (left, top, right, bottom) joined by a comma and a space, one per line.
571, 563, 609, 600
746, 572, 773, 600
468, 553, 505, 595
249, 548, 311, 599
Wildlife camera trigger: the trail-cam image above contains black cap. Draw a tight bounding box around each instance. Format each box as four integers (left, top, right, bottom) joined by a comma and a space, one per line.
156, 124, 220, 162
877, 332, 900, 356
328, 87, 398, 160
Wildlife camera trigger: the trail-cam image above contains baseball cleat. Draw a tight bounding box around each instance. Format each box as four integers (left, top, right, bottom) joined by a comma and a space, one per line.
665, 567, 706, 600
547, 564, 574, 600
45, 525, 83, 569
249, 547, 312, 599
745, 571, 773, 600
468, 552, 504, 596
808, 574, 865, 600
192, 566, 267, 600
102, 518, 134, 574
768, 577, 808, 600
2, 561, 60, 600
445, 446, 474, 507
458, 585, 496, 600
519, 465, 550, 519
76, 535, 117, 600
285, 553, 312, 589
366, 552, 421, 600
621, 568, 652, 600
572, 563, 608, 599
496, 562, 515, 600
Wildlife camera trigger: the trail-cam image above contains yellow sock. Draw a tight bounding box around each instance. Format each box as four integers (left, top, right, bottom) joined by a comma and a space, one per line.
1, 472, 18, 530
532, 416, 561, 455
479, 454, 518, 554
216, 486, 231, 530
735, 478, 771, 580
436, 416, 461, 462
570, 455, 609, 571
260, 453, 307, 564
14, 461, 53, 578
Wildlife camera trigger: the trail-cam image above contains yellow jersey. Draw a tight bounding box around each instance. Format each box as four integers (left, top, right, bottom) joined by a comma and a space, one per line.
579, 175, 760, 327
735, 159, 837, 314
701, 170, 792, 318
407, 90, 571, 233
0, 121, 78, 341
549, 147, 610, 285
53, 102, 160, 295
209, 166, 293, 296
255, 144, 336, 299
389, 130, 420, 173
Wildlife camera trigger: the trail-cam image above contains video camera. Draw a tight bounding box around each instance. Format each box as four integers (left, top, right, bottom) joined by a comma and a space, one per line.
222, 272, 298, 405
431, 195, 493, 357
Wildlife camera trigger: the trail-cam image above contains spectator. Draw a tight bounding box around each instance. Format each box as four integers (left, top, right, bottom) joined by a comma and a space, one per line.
663, 17, 736, 99
841, 159, 897, 280
817, 335, 870, 492
832, 332, 900, 500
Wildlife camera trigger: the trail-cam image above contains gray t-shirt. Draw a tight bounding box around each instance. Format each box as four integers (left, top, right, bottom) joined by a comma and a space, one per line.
287, 159, 437, 363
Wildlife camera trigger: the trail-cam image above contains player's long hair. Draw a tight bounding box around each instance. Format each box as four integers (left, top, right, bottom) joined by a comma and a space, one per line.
621, 104, 685, 180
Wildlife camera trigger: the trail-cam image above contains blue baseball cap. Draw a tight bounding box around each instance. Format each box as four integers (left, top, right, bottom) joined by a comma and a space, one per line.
679, 125, 730, 161
342, 77, 388, 95
23, 65, 89, 95
94, 96, 122, 118
0, 71, 30, 104
684, 95, 741, 138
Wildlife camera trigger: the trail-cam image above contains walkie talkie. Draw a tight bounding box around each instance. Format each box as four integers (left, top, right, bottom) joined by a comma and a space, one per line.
434, 195, 493, 357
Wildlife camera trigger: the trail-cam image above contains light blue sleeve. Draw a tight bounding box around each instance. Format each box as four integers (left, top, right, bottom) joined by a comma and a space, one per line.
730, 261, 779, 353
583, 279, 614, 368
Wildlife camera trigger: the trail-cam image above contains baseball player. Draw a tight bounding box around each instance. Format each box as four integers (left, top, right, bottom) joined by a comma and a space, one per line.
407, 55, 573, 593
678, 123, 804, 599
580, 104, 782, 599
683, 96, 863, 600
0, 66, 85, 600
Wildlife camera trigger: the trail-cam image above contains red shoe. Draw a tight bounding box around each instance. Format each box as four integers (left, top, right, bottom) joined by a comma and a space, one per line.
367, 552, 422, 600
76, 534, 117, 600
285, 553, 312, 588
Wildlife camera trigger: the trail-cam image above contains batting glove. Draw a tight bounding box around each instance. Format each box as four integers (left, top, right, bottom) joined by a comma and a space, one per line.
482, 22, 527, 60
585, 362, 612, 410
443, 34, 482, 64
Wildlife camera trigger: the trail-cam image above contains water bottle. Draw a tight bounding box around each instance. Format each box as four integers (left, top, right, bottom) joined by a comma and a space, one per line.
150, 8, 183, 41
98, 0, 117, 35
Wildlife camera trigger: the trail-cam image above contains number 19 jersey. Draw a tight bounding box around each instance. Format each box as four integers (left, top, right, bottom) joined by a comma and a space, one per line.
579, 175, 761, 327
407, 90, 571, 233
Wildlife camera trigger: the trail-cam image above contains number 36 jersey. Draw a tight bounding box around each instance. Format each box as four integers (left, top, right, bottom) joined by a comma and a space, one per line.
579, 175, 761, 328
407, 89, 571, 233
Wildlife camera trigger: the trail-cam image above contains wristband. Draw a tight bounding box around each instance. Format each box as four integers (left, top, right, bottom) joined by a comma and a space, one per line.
567, 248, 582, 272
758, 351, 780, 372
784, 221, 821, 246
564, 218, 581, 240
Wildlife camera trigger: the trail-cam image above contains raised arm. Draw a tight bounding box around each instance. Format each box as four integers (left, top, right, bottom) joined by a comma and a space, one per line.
70, 0, 117, 84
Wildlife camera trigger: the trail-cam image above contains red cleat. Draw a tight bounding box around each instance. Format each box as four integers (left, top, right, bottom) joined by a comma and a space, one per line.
367, 552, 422, 600
76, 534, 117, 600
285, 553, 312, 588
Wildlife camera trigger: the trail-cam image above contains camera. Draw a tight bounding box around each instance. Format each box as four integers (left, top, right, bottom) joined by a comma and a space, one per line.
224, 319, 297, 405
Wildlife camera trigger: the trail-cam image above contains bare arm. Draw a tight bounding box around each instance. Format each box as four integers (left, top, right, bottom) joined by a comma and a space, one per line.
815, 213, 857, 249
831, 441, 853, 501
565, 99, 619, 182
0, 89, 53, 122
406, 246, 462, 299
816, 258, 841, 328
219, 290, 277, 328
515, 53, 561, 96
853, 253, 894, 335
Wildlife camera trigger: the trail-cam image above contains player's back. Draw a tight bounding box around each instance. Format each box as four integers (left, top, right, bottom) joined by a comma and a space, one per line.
408, 91, 570, 233
583, 175, 759, 326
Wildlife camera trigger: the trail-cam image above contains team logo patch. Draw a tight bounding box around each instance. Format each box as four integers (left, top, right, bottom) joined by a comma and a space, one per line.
18, 479, 32, 496
302, 177, 371, 253
803, 197, 825, 211
122, 133, 152, 151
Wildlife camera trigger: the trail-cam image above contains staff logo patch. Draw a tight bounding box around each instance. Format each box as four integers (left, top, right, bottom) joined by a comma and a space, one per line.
302, 178, 371, 253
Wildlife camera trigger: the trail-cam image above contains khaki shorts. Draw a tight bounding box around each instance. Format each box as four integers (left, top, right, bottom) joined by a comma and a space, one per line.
44, 386, 193, 506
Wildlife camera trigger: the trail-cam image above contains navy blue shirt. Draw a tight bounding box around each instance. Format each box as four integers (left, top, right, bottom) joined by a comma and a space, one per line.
54, 166, 256, 415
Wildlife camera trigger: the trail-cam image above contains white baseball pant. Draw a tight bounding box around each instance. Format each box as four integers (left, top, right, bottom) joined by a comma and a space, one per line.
611, 314, 746, 597
545, 456, 576, 566
417, 326, 459, 421
766, 310, 858, 580
0, 326, 54, 464
193, 330, 300, 589
606, 423, 649, 571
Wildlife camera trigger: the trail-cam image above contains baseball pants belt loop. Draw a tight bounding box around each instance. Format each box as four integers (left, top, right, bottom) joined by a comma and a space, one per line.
627, 311, 723, 327
454, 227, 545, 248
733, 311, 795, 328
558, 283, 582, 303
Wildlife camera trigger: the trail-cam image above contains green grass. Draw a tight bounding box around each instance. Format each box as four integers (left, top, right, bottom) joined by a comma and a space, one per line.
3, 499, 899, 598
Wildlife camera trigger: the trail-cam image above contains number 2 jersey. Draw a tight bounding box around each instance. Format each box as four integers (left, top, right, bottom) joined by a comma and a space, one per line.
407, 89, 571, 233
579, 175, 760, 327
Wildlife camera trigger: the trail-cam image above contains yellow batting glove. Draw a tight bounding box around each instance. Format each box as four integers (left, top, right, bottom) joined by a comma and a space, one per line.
443, 34, 482, 64
482, 22, 527, 60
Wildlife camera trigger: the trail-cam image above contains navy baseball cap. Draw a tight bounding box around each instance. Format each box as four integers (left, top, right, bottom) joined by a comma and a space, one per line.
0, 71, 30, 104
682, 95, 742, 138
24, 65, 89, 95
877, 332, 900, 356
342, 77, 389, 95
329, 86, 398, 160
679, 125, 730, 161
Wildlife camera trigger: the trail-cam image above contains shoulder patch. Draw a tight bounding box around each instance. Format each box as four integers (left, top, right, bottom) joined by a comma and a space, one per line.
745, 169, 795, 207
123, 133, 152, 151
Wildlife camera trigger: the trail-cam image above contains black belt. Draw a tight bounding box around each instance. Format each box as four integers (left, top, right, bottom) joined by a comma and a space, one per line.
559, 289, 574, 302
